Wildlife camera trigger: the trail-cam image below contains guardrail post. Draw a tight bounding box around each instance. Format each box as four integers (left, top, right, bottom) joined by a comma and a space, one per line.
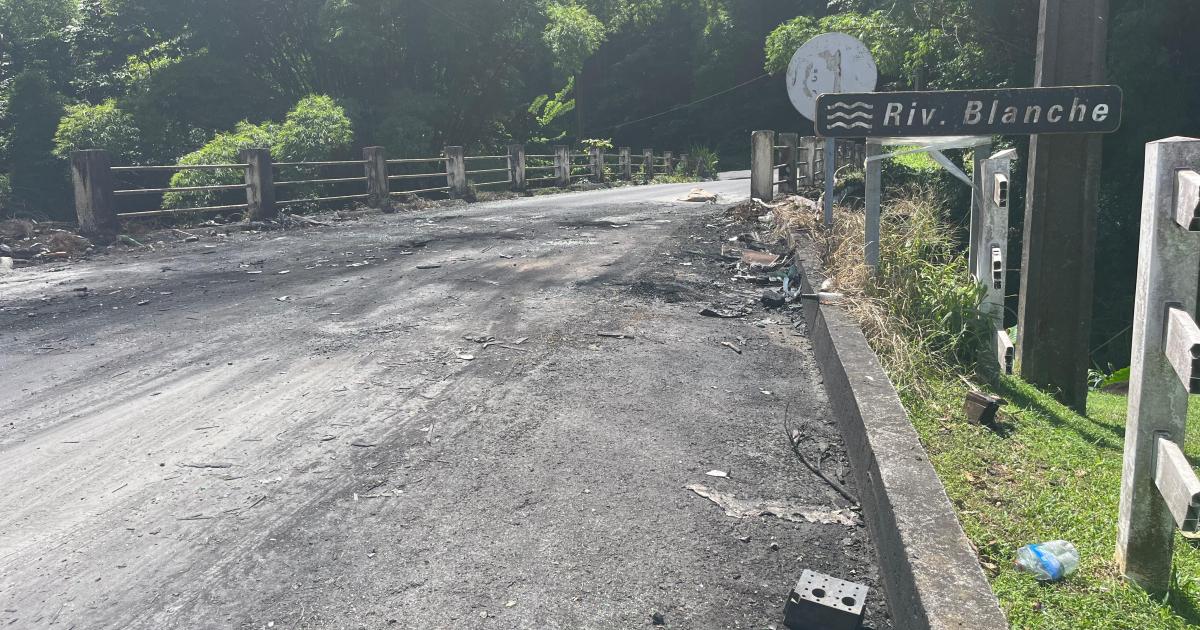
663, 151, 675, 176
554, 145, 570, 187
508, 144, 526, 192
590, 147, 605, 184
70, 149, 120, 243
802, 137, 816, 187
1117, 137, 1200, 594
643, 149, 654, 183
751, 131, 775, 201
864, 139, 882, 272
445, 146, 467, 198
975, 148, 1016, 376
241, 148, 276, 220
364, 146, 389, 210
619, 147, 632, 180
779, 133, 798, 194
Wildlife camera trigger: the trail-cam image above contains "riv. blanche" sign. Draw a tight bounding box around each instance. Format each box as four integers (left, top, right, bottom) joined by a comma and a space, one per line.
815, 85, 1123, 138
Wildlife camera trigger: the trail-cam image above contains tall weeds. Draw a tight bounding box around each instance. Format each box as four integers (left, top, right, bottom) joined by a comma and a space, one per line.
775, 187, 989, 398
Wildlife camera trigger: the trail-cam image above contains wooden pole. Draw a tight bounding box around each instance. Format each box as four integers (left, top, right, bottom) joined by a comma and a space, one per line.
508, 144, 526, 192
823, 138, 835, 227
1116, 137, 1200, 594
363, 146, 389, 210
967, 143, 993, 275
70, 150, 120, 244
1016, 0, 1109, 412
241, 148, 276, 221
751, 131, 774, 202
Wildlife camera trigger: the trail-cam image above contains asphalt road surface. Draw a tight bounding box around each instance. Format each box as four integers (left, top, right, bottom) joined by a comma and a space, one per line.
1, 179, 890, 629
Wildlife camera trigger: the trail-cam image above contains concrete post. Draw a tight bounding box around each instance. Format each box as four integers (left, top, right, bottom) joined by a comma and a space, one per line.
70, 150, 120, 244
554, 145, 571, 187
751, 131, 774, 202
619, 147, 632, 180
977, 149, 1017, 377
241, 148, 276, 221
823, 138, 836, 227
508, 144, 526, 192
679, 153, 690, 177
445, 146, 467, 198
864, 140, 883, 271
363, 146, 389, 210
779, 133, 799, 194
663, 151, 675, 176
1116, 137, 1200, 594
590, 147, 605, 184
804, 137, 817, 187
643, 149, 654, 183
967, 143, 994, 274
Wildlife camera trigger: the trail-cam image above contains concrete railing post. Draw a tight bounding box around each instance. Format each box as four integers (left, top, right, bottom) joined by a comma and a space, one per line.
619, 147, 632, 180
70, 149, 119, 244
778, 133, 798, 194
679, 153, 690, 177
445, 146, 467, 198
975, 148, 1017, 376
554, 146, 571, 188
751, 131, 775, 201
590, 147, 605, 184
864, 139, 883, 272
663, 151, 675, 176
1117, 137, 1200, 594
643, 149, 654, 183
241, 148, 276, 221
364, 146, 389, 210
508, 144, 526, 192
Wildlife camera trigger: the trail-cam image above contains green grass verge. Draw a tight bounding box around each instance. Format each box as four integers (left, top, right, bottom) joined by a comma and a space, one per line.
904, 375, 1200, 629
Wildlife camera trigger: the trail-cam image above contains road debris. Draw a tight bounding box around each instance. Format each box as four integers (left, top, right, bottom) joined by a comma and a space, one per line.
416, 264, 441, 270
686, 484, 857, 526
705, 470, 730, 478
680, 188, 719, 203
597, 332, 635, 339
761, 290, 787, 308
182, 462, 234, 469
700, 307, 749, 319
720, 341, 742, 354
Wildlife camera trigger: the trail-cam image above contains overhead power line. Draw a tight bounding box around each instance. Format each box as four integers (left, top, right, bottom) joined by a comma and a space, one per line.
597, 72, 772, 132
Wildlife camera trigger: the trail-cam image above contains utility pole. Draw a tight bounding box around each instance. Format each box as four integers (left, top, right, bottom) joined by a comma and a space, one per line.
1017, 0, 1109, 413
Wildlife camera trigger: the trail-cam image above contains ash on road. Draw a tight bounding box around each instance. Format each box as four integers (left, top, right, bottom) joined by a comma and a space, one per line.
1, 180, 890, 629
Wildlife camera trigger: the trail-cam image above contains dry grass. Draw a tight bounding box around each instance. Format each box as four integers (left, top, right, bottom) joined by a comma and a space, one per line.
771, 188, 988, 398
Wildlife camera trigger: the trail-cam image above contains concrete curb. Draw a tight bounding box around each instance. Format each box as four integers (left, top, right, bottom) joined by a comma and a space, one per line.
787, 234, 1008, 630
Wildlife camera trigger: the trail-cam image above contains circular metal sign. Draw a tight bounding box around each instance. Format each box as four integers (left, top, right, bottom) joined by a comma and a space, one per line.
786, 32, 878, 121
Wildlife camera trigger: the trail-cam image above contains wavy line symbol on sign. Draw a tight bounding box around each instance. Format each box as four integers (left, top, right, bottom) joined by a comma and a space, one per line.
825, 101, 874, 130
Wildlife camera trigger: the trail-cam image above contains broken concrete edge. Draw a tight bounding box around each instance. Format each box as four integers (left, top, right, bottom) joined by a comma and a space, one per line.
786, 233, 1008, 630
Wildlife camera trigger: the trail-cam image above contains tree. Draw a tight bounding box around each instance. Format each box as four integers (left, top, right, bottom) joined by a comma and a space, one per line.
6, 70, 67, 217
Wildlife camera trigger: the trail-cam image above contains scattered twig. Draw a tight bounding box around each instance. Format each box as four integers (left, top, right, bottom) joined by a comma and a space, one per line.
720, 341, 743, 354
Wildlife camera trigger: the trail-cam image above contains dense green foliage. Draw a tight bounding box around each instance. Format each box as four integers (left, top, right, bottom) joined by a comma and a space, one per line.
53, 99, 141, 161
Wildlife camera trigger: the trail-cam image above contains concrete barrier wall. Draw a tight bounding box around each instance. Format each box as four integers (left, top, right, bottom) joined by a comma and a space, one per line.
789, 236, 1008, 630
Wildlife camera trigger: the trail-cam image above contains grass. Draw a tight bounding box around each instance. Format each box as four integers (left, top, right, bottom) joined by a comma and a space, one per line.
768, 189, 1200, 628
907, 375, 1200, 629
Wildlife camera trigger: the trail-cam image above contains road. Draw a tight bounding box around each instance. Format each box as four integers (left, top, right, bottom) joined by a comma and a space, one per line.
0, 178, 889, 629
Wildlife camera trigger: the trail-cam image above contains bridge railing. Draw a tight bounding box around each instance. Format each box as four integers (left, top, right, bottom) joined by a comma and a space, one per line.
71, 143, 685, 241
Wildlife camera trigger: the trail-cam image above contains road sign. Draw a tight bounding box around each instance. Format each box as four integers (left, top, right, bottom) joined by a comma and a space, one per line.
815, 85, 1123, 137
786, 33, 878, 122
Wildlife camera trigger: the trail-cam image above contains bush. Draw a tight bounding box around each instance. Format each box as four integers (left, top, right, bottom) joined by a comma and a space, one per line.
53, 100, 142, 163
687, 145, 719, 179
164, 95, 353, 209
7, 70, 69, 218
